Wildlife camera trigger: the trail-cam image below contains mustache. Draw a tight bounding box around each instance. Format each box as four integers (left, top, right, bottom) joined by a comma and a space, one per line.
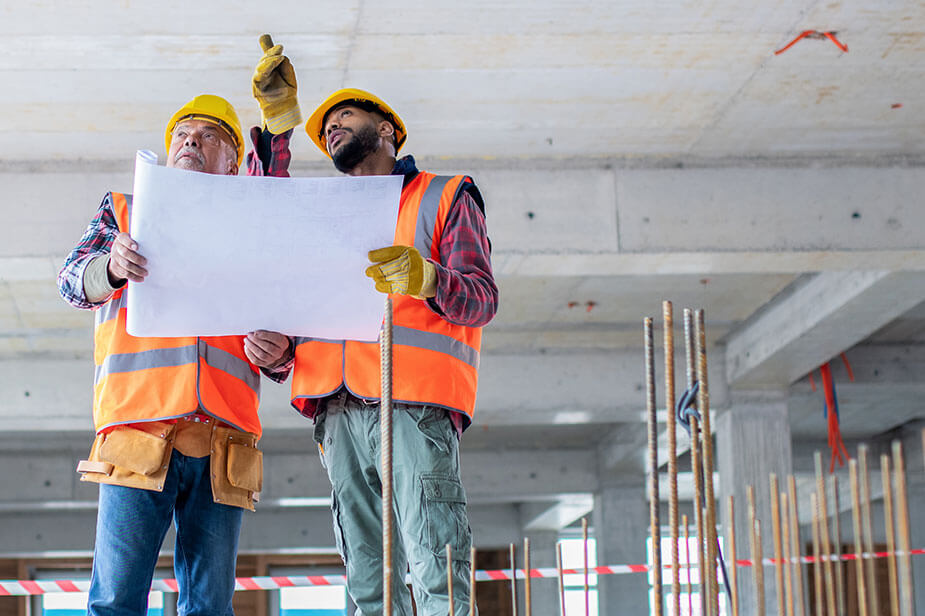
174, 147, 204, 164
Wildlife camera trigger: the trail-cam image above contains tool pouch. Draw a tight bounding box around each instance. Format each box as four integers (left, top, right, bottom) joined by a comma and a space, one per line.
210, 426, 262, 511
78, 424, 175, 492
99, 428, 170, 475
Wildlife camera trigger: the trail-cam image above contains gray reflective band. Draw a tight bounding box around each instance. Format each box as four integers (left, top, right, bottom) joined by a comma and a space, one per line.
393, 326, 479, 369
413, 176, 453, 257
294, 336, 344, 346
124, 193, 133, 219
95, 342, 259, 395
95, 293, 125, 326
200, 344, 260, 393
96, 344, 198, 384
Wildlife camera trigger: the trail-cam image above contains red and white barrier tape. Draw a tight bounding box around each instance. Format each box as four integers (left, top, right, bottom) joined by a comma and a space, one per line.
2, 549, 922, 596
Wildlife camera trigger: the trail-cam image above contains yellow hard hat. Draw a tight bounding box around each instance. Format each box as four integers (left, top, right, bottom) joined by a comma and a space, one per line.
165, 94, 244, 166
305, 88, 407, 157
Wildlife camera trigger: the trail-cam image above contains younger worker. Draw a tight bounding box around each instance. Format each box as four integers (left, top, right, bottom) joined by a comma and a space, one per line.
57, 94, 290, 616
247, 37, 498, 615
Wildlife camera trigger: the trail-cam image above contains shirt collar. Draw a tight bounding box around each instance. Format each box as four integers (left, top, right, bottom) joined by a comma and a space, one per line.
391, 155, 419, 187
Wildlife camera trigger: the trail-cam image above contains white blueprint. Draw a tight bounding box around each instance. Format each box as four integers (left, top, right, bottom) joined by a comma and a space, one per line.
126, 150, 401, 340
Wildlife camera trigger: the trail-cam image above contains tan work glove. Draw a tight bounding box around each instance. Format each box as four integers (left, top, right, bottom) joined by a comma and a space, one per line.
366, 246, 437, 299
252, 34, 302, 134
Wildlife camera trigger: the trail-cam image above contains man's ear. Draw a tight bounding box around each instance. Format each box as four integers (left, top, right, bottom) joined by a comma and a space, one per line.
378, 120, 395, 140
225, 143, 239, 175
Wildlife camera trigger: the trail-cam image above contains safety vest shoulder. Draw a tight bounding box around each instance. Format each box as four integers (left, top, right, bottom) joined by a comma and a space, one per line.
291, 172, 483, 426
92, 192, 262, 436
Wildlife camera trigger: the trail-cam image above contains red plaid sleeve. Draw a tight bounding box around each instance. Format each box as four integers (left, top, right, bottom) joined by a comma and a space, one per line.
57, 193, 120, 310
246, 127, 292, 178
428, 189, 498, 327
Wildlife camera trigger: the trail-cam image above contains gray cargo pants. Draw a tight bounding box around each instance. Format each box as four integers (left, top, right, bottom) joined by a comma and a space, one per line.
314, 391, 476, 616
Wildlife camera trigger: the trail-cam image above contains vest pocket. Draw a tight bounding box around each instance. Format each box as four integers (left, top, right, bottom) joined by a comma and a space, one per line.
226, 443, 263, 492
99, 428, 169, 476
420, 474, 470, 558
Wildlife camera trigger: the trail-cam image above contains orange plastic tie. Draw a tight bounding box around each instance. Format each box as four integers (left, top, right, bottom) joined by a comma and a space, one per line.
822, 31, 849, 52
774, 30, 814, 55
775, 30, 848, 55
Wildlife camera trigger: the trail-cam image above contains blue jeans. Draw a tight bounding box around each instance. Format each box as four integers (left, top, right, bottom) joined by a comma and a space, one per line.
87, 450, 243, 616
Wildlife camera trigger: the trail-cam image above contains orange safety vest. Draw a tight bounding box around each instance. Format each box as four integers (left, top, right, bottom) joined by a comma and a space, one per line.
92, 192, 262, 436
291, 172, 483, 426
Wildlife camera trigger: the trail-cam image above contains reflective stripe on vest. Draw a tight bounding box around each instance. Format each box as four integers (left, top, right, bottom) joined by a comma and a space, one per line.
95, 344, 197, 384
291, 172, 483, 422
95, 291, 123, 327
413, 175, 453, 257
93, 343, 260, 394
292, 326, 478, 370
393, 326, 479, 369
91, 192, 261, 435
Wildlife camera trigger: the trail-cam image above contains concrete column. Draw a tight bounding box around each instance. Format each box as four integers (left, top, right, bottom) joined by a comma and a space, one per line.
716, 390, 792, 615
593, 482, 650, 616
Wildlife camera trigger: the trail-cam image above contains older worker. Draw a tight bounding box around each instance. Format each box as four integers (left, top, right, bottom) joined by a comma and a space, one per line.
57, 94, 290, 616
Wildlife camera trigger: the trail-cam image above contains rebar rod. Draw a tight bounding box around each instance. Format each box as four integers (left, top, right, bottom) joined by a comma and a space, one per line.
644, 317, 663, 616
447, 544, 455, 616
850, 460, 870, 616
695, 309, 720, 616
880, 454, 900, 616
524, 537, 532, 616
829, 475, 845, 616
380, 297, 394, 616
787, 476, 806, 616
754, 519, 766, 616
781, 490, 794, 616
727, 497, 739, 616
858, 445, 879, 615
684, 309, 707, 616
469, 546, 477, 616
813, 452, 837, 616
684, 514, 695, 616
663, 302, 681, 616
810, 492, 824, 615
510, 543, 518, 616
582, 517, 590, 616
556, 542, 566, 616
892, 441, 914, 616
770, 474, 785, 616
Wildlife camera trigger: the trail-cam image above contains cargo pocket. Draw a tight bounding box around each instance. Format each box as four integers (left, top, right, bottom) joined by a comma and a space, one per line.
331, 491, 348, 565
413, 406, 451, 455
99, 428, 169, 476
226, 443, 263, 492
421, 474, 471, 558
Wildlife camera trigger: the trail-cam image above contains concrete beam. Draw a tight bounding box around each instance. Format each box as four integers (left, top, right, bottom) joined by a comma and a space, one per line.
0, 350, 728, 428
521, 495, 594, 531
6, 164, 925, 270
725, 271, 925, 387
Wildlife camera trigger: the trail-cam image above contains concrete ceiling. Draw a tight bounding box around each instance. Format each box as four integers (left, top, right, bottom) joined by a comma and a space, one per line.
1, 1, 925, 553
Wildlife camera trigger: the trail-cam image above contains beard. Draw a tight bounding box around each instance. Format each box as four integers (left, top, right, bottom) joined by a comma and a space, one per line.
331, 123, 380, 173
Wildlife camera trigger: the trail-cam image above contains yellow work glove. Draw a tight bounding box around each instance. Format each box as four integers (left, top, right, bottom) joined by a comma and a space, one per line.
365, 246, 437, 299
252, 34, 302, 134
